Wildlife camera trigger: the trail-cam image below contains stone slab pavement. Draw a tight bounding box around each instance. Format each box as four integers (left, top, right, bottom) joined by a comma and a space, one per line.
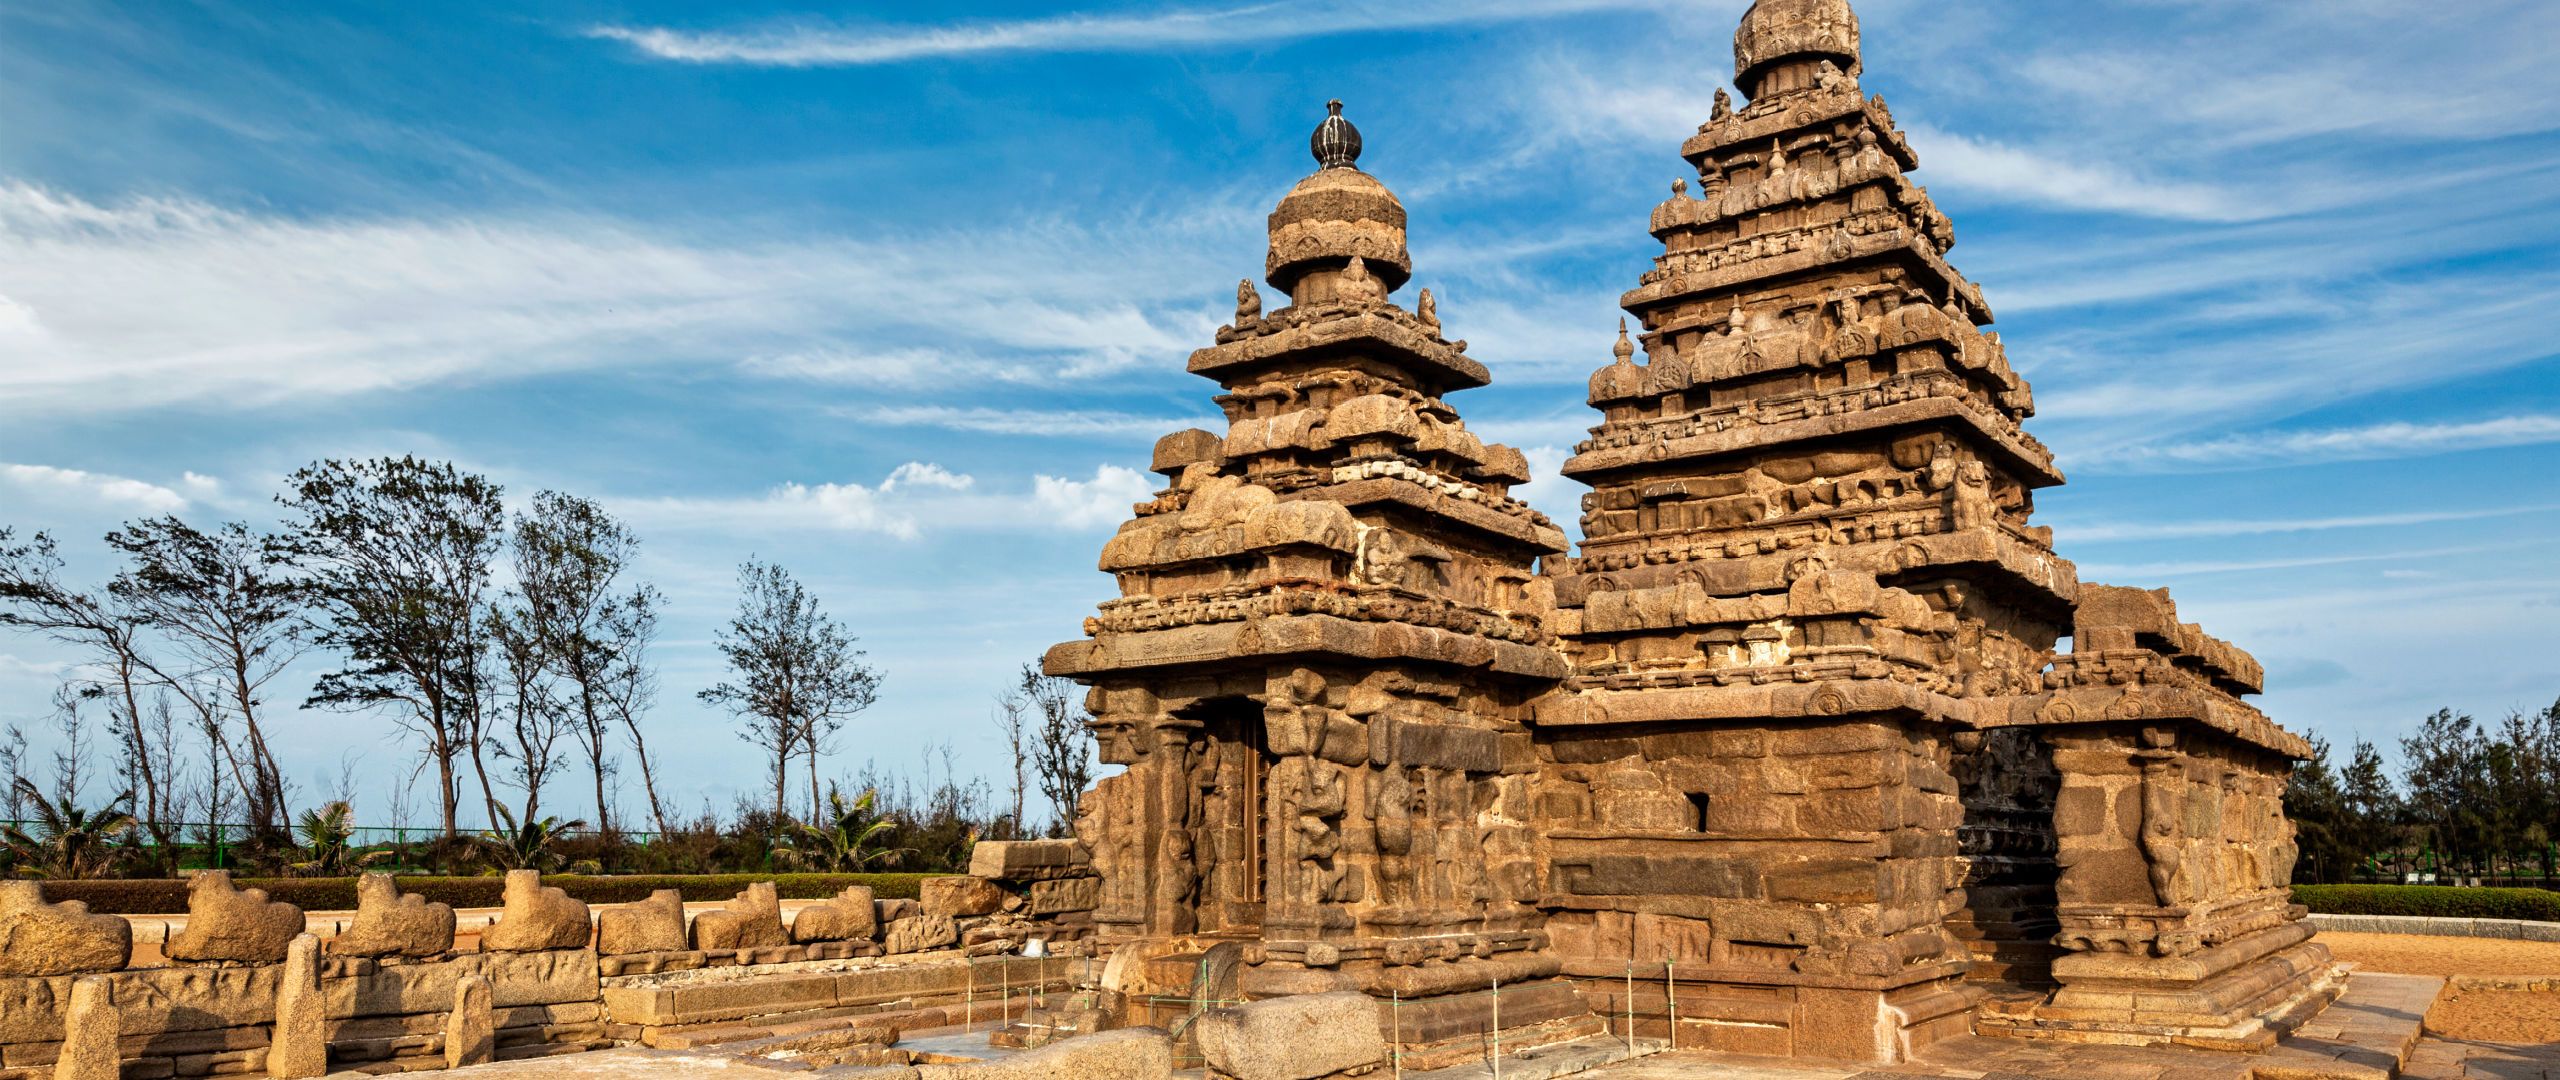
1583, 972, 2443, 1080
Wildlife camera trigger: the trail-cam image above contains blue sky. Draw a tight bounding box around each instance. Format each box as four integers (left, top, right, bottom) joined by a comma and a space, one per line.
2, 0, 2556, 826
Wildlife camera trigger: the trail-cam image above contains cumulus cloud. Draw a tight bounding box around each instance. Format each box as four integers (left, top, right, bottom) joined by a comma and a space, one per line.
0, 462, 192, 513
880, 461, 975, 492
1032, 465, 1156, 530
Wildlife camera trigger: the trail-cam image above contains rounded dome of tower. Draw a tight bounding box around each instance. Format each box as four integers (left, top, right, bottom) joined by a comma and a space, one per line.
1733, 0, 1860, 101
1266, 100, 1412, 296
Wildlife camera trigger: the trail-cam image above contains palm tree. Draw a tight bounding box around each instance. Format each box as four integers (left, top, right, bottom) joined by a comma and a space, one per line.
291, 801, 388, 876
475, 805, 587, 872
1, 779, 136, 879
782, 786, 909, 872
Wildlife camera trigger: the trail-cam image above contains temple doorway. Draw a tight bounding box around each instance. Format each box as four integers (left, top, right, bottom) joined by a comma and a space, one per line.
1192, 697, 1269, 935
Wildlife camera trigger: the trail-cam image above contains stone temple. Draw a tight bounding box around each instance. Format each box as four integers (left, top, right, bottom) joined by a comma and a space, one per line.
1043, 0, 2335, 1063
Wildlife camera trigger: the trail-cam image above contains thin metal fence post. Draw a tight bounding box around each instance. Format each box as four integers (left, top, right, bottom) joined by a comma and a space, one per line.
1624, 963, 1635, 1050
1664, 960, 1677, 1051
1391, 986, 1402, 1080
1491, 973, 1501, 1080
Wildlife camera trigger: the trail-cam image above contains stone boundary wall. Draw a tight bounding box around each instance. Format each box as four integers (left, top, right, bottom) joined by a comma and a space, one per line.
0, 841, 1097, 1078
2308, 913, 2560, 941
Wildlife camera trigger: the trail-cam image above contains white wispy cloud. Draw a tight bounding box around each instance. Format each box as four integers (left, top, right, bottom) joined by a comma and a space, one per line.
0, 181, 1238, 415
618, 462, 1154, 540
1901, 125, 2256, 223
2053, 504, 2560, 544
588, 0, 1677, 67
2096, 415, 2560, 473
1032, 465, 1156, 529
841, 405, 1217, 439
0, 462, 193, 513
2077, 541, 2535, 581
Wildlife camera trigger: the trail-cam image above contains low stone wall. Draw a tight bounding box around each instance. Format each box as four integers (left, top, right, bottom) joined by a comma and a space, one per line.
0, 840, 1101, 1077
2308, 913, 2560, 942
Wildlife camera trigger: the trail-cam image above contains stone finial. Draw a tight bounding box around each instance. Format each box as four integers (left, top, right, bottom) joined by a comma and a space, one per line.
445, 974, 494, 1068
689, 881, 787, 951
326, 872, 455, 959
0, 881, 131, 976
790, 884, 879, 944
268, 934, 327, 1079
478, 869, 590, 953
1311, 98, 1361, 170
1734, 0, 1861, 100
597, 889, 688, 955
165, 870, 305, 964
54, 975, 119, 1080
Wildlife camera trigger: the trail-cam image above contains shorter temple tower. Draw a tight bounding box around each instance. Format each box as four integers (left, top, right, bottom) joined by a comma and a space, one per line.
1044, 102, 1580, 1065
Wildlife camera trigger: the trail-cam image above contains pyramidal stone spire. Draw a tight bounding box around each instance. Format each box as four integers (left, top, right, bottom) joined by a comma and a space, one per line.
1045, 99, 1564, 979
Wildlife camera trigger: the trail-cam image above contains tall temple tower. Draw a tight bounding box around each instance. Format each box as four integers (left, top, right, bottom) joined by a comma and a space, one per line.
1048, 0, 2332, 1065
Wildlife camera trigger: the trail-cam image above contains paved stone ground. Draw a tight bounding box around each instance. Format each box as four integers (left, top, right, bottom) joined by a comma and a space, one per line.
2403, 1039, 2560, 1080
1583, 973, 2444, 1080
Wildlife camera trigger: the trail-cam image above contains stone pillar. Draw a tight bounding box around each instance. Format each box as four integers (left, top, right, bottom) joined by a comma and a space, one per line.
2032, 723, 2333, 1047
445, 974, 495, 1068
54, 975, 118, 1080
269, 932, 328, 1078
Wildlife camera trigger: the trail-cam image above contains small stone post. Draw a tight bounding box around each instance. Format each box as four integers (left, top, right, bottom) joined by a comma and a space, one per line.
268, 932, 327, 1078
445, 973, 495, 1068
54, 975, 119, 1080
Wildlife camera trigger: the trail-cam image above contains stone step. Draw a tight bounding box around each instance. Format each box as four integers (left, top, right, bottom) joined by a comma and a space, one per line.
1402, 1035, 1669, 1080
2253, 971, 2444, 1080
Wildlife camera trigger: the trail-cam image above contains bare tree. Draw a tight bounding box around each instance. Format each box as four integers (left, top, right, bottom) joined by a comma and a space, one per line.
45, 684, 89, 807
103, 516, 306, 832
277, 457, 504, 837
992, 691, 1029, 840
507, 492, 664, 835
0, 724, 27, 820
488, 605, 571, 826
0, 529, 170, 836
1018, 664, 1093, 837
597, 594, 671, 835
698, 560, 881, 823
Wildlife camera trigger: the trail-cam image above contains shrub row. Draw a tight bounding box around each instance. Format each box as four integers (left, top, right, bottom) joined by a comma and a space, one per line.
40, 873, 936, 915
2293, 883, 2560, 922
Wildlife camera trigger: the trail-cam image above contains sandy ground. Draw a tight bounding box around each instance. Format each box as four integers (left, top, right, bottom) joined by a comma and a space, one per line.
2425, 989, 2560, 1045
2318, 932, 2560, 1043
2319, 931, 2560, 978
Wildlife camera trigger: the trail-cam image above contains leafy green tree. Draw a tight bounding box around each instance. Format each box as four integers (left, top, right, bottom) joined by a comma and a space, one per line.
278, 457, 504, 838
104, 516, 308, 834
0, 530, 170, 838
699, 560, 881, 823
507, 492, 670, 836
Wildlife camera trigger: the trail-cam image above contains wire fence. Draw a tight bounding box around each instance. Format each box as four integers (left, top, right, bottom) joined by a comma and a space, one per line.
0, 821, 685, 873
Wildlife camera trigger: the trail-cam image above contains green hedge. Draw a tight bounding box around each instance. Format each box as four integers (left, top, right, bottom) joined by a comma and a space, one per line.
38, 873, 936, 915
2293, 884, 2560, 922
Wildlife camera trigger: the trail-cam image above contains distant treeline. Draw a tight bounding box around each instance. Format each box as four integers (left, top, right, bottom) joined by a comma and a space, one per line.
2287, 698, 2560, 884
